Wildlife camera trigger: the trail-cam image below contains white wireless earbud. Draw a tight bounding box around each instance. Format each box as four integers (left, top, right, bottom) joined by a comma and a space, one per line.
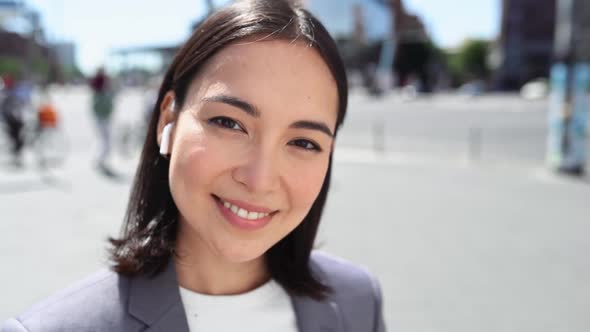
159, 98, 177, 156
159, 122, 175, 156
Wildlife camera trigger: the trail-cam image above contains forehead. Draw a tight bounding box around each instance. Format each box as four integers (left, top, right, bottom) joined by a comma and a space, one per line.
188, 39, 339, 121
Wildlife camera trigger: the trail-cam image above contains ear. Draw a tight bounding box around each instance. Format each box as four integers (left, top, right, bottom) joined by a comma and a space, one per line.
157, 91, 178, 148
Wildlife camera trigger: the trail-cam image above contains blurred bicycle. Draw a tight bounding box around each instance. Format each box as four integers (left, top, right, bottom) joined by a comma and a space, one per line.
115, 85, 156, 159
0, 95, 69, 169
34, 102, 69, 168
115, 119, 149, 159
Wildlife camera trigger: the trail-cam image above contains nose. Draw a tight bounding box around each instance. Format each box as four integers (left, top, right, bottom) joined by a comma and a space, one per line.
232, 144, 281, 194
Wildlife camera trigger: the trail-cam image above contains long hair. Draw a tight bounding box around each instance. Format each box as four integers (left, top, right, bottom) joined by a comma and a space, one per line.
109, 0, 348, 300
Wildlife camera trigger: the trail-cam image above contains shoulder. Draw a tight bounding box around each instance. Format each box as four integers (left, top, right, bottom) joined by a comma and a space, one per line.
1, 269, 142, 332
311, 251, 381, 310
310, 251, 381, 298
310, 251, 385, 330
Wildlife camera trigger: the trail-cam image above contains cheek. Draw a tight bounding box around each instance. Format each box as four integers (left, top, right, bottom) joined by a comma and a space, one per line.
169, 127, 248, 208
286, 157, 330, 212
169, 131, 223, 203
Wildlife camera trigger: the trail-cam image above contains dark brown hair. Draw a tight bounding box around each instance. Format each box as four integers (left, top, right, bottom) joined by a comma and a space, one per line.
109, 0, 348, 300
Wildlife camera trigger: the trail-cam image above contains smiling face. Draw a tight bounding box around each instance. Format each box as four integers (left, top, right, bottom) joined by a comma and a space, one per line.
160, 39, 338, 265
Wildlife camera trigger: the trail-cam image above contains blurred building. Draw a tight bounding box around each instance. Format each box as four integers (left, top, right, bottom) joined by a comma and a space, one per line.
0, 0, 42, 39
386, 0, 427, 43
0, 29, 42, 56
305, 0, 394, 80
382, 0, 434, 90
0, 0, 67, 82
312, 0, 399, 93
49, 42, 76, 70
0, 0, 24, 26
493, 0, 556, 90
569, 0, 590, 61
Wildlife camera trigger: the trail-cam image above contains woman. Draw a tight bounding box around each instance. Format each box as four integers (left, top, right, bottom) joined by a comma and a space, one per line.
2, 0, 385, 331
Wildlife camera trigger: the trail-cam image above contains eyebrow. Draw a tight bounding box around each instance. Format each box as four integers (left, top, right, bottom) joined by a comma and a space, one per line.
202, 94, 334, 138
290, 120, 334, 138
202, 94, 260, 118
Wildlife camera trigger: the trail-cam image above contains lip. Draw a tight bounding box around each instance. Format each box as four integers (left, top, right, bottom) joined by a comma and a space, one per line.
212, 195, 276, 231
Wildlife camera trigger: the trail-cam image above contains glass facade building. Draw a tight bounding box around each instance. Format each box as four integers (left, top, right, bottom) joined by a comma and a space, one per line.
202, 0, 395, 89
305, 0, 392, 42
305, 0, 395, 91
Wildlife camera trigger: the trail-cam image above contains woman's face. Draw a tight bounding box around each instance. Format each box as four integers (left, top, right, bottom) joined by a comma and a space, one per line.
164, 40, 338, 264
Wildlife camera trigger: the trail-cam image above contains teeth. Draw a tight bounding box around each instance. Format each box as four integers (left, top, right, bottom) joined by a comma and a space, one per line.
220, 199, 271, 220
237, 208, 248, 218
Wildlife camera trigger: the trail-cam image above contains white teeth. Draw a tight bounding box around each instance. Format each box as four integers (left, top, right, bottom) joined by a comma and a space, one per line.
237, 208, 248, 218
220, 198, 271, 220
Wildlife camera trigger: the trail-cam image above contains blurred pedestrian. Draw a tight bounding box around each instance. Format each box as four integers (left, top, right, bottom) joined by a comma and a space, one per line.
89, 67, 115, 175
1, 1, 385, 331
0, 74, 33, 167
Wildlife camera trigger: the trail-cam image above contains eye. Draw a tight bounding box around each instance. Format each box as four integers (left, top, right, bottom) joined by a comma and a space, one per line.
288, 139, 322, 152
208, 116, 245, 132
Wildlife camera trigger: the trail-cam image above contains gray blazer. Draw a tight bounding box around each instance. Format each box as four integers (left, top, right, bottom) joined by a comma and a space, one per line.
2, 251, 385, 332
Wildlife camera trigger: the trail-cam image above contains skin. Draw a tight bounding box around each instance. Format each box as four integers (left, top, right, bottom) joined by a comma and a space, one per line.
157, 39, 338, 295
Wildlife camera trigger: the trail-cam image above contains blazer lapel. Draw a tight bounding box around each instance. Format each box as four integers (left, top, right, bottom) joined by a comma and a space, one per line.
291, 294, 343, 332
127, 261, 190, 332
291, 257, 343, 332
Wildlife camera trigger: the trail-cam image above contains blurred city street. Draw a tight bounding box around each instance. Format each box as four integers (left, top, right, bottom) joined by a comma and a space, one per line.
1, 87, 589, 331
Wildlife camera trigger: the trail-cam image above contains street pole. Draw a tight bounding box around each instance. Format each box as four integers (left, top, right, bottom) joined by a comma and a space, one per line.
547, 0, 590, 176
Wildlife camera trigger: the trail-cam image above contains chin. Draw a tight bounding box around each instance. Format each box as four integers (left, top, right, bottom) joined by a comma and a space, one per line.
214, 241, 271, 264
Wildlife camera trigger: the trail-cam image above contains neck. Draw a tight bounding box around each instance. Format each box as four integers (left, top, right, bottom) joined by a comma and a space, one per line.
174, 222, 270, 295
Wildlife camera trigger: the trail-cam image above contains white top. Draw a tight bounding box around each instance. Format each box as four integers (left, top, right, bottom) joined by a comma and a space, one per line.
179, 279, 298, 332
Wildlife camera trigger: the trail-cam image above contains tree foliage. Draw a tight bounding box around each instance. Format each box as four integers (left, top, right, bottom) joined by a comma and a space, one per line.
446, 39, 491, 83
0, 56, 22, 77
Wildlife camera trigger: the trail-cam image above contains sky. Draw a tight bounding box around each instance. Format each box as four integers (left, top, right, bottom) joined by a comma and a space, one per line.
23, 0, 500, 75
